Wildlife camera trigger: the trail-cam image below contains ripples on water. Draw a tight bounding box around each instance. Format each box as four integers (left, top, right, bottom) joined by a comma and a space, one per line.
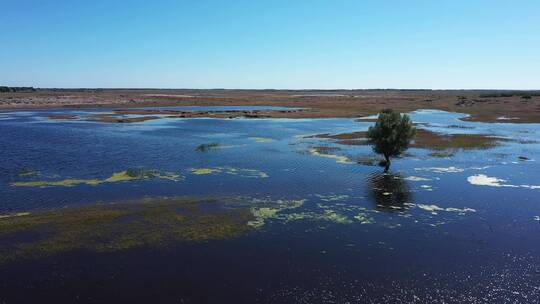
0, 107, 539, 303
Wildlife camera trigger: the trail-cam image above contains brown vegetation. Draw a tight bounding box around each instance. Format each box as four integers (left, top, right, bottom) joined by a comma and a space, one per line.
1, 89, 540, 122
311, 129, 508, 151
47, 114, 79, 120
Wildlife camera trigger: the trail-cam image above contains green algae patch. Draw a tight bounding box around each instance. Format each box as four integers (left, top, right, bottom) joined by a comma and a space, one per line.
0, 197, 253, 264
354, 213, 375, 225
247, 199, 306, 228
12, 178, 102, 187
12, 169, 183, 188
243, 191, 479, 230
247, 199, 354, 227
308, 147, 354, 164
250, 137, 273, 143
315, 194, 350, 202
189, 167, 269, 178
190, 168, 223, 175
321, 210, 352, 224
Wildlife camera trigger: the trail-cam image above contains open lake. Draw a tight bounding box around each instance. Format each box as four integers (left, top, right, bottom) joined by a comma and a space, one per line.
1, 107, 539, 303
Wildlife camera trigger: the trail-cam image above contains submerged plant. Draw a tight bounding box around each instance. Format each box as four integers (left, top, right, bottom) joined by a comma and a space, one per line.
17, 167, 38, 177
196, 143, 221, 152
0, 197, 254, 264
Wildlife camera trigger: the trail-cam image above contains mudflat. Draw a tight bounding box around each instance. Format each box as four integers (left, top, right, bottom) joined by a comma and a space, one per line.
1, 89, 540, 122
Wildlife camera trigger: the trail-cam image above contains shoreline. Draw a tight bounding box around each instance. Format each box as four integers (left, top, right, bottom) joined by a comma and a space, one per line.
1, 89, 540, 123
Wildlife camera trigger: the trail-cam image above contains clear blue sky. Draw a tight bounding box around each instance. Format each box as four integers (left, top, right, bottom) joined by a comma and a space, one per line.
1, 0, 539, 89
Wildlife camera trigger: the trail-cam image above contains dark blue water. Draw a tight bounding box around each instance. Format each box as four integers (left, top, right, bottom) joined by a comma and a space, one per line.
0, 107, 539, 303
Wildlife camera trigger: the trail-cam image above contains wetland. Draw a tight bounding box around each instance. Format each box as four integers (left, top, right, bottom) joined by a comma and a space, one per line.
0, 106, 539, 303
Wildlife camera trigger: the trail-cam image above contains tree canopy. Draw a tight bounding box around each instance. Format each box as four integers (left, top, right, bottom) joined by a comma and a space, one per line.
367, 109, 416, 170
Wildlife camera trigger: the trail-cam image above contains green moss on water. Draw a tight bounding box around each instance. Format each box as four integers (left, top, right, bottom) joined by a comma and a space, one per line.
247, 199, 306, 228
314, 194, 350, 202
0, 197, 253, 264
354, 213, 375, 225
189, 167, 269, 178
12, 169, 182, 187
12, 178, 102, 187
321, 210, 352, 224
190, 168, 223, 175
308, 147, 353, 164
250, 137, 273, 143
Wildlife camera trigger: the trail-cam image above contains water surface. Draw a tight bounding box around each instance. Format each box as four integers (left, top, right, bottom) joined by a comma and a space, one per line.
0, 107, 539, 303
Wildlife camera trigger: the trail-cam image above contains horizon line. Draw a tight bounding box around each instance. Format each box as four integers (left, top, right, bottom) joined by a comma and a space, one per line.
3, 86, 540, 92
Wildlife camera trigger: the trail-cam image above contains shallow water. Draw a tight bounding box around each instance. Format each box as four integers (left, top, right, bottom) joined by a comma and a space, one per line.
0, 107, 539, 303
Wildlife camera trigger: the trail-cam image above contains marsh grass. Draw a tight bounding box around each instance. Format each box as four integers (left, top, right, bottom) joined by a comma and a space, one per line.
313, 129, 506, 152
412, 130, 506, 150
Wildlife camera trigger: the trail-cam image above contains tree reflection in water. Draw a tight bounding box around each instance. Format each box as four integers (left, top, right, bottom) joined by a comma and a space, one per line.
366, 171, 412, 211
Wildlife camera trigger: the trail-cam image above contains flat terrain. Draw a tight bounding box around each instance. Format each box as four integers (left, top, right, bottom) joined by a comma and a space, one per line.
1, 89, 540, 122
2, 103, 540, 303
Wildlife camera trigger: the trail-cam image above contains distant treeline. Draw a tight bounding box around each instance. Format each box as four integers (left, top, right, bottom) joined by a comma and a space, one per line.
479, 91, 540, 98
0, 86, 37, 93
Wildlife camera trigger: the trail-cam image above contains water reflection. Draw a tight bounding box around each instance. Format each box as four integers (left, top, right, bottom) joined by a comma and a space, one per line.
366, 172, 413, 211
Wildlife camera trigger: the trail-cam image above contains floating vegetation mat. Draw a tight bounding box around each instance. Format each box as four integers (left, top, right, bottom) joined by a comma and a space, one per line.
250, 137, 273, 143
0, 197, 254, 264
195, 142, 238, 152
308, 147, 354, 164
245, 192, 478, 230
189, 166, 269, 178
11, 169, 182, 187
0, 193, 482, 264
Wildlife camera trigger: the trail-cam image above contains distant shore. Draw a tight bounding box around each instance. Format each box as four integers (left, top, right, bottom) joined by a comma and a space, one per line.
1, 88, 540, 123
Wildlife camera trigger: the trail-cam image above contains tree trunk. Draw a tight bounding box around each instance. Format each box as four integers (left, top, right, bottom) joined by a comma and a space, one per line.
384, 154, 391, 172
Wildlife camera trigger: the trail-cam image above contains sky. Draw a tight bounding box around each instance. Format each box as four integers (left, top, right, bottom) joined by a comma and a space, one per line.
1, 0, 539, 89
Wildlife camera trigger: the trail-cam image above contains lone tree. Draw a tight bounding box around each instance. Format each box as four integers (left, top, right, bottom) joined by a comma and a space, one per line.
367, 109, 416, 171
